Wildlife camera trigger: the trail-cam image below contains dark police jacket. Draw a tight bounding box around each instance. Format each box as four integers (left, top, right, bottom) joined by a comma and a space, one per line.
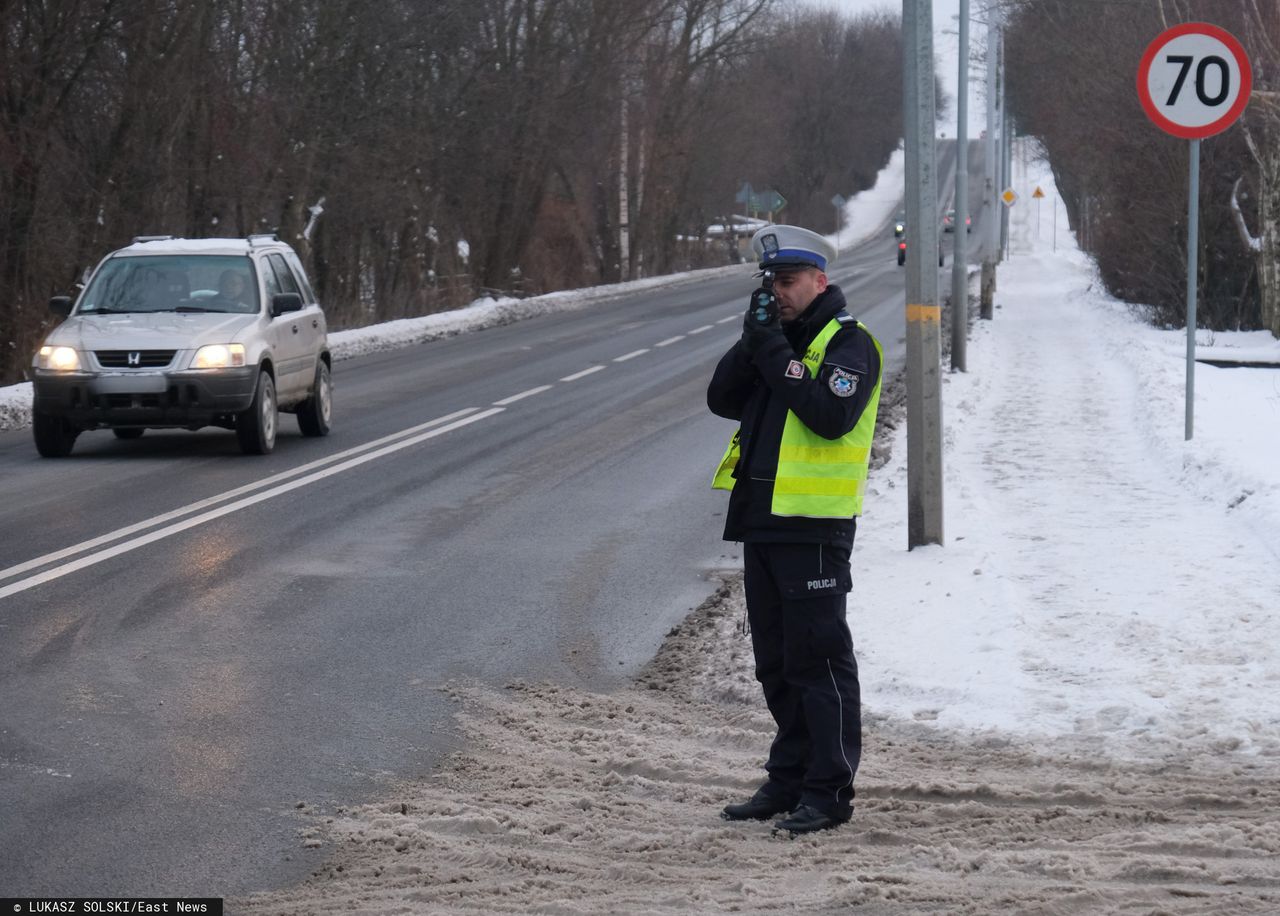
706, 285, 881, 548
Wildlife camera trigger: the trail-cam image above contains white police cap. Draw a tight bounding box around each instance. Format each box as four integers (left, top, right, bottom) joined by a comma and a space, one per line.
750, 224, 837, 273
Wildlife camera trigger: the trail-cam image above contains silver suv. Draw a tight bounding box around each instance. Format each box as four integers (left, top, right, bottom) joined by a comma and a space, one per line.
30, 234, 332, 456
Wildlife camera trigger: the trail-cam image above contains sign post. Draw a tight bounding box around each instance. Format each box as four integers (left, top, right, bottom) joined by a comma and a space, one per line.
830, 193, 846, 239
1137, 22, 1251, 440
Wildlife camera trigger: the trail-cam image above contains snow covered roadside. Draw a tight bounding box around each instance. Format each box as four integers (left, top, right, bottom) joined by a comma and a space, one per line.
854, 155, 1280, 765
238, 163, 1280, 913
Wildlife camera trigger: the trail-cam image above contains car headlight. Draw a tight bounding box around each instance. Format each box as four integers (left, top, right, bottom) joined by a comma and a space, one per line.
37, 346, 82, 371
192, 344, 247, 369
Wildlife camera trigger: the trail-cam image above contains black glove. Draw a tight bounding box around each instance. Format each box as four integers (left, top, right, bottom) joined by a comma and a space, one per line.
740, 287, 782, 357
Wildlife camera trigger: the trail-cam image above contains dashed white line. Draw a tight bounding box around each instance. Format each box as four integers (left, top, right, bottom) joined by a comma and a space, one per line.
614, 349, 649, 363
0, 408, 506, 603
687, 325, 714, 335
655, 336, 685, 347
493, 385, 553, 406
716, 315, 739, 324
560, 365, 605, 382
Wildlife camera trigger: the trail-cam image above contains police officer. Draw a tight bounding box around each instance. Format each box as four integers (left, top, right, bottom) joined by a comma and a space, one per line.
707, 224, 883, 835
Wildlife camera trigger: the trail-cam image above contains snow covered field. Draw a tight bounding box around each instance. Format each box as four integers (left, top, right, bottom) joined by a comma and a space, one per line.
234, 165, 1280, 912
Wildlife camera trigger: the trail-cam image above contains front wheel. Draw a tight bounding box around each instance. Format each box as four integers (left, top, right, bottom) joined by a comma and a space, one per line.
33, 413, 79, 457
236, 370, 277, 454
296, 361, 332, 437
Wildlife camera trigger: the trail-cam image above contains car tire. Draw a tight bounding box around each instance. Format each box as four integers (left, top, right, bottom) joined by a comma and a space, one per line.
236, 369, 277, 455
296, 361, 332, 437
33, 412, 79, 458
113, 428, 144, 440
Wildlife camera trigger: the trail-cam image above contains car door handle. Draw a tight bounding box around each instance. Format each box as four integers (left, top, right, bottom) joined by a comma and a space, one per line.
312, 319, 319, 329
291, 325, 299, 334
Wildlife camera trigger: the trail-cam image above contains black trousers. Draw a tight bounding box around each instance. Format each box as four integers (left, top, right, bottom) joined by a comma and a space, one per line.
743, 541, 861, 815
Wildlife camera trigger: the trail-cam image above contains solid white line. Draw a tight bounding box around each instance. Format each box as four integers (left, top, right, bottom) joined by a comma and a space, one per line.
715, 315, 738, 324
687, 325, 714, 335
560, 365, 605, 382
613, 349, 649, 363
655, 336, 684, 347
493, 385, 552, 406
0, 407, 483, 585
0, 408, 505, 603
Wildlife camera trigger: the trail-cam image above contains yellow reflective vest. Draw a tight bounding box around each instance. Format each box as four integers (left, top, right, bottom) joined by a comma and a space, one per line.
712, 315, 883, 518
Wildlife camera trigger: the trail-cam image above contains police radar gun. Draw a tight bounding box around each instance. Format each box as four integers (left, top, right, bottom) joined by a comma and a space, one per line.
748, 231, 780, 325
750, 270, 777, 325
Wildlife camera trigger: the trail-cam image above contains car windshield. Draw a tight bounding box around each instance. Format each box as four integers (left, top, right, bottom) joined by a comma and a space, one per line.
78, 255, 259, 315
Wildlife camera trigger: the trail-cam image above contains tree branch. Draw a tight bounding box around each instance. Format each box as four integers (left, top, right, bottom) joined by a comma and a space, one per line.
1230, 176, 1262, 253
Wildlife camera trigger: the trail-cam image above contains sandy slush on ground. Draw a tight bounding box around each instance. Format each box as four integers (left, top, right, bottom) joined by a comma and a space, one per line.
238, 579, 1280, 915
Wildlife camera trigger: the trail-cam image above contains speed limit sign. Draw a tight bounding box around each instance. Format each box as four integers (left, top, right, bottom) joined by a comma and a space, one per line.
1136, 22, 1251, 442
1137, 22, 1252, 139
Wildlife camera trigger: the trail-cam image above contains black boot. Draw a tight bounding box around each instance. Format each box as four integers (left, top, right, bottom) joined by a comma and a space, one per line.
772, 803, 851, 835
721, 787, 798, 821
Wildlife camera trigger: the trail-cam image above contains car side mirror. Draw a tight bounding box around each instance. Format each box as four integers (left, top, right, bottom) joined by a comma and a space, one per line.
271, 292, 303, 317
49, 296, 73, 317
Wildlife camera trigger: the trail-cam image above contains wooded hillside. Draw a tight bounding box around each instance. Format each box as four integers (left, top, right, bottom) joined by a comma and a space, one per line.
0, 0, 904, 385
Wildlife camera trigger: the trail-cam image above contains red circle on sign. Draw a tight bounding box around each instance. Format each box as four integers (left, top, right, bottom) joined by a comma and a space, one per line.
1137, 22, 1252, 140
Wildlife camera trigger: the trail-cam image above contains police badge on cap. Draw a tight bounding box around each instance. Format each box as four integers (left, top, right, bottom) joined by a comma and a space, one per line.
749, 224, 838, 273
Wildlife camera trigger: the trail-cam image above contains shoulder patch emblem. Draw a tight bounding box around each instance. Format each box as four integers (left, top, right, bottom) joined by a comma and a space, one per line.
784, 360, 806, 379
828, 367, 859, 397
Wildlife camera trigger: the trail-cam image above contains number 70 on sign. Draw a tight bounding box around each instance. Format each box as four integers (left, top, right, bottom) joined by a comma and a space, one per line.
1137, 22, 1251, 140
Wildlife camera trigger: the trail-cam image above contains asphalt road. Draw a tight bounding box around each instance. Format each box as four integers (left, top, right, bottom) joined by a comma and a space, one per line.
0, 143, 987, 898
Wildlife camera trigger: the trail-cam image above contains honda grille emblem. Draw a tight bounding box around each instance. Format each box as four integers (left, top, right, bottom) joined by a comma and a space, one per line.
127, 351, 141, 367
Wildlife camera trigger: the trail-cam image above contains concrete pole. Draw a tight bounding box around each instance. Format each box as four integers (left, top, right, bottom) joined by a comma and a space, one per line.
902, 0, 945, 548
1001, 109, 1012, 259
979, 2, 999, 319
951, 0, 970, 371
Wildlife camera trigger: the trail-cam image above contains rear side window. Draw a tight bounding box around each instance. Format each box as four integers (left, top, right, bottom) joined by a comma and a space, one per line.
261, 257, 283, 300
266, 254, 301, 297
283, 251, 317, 304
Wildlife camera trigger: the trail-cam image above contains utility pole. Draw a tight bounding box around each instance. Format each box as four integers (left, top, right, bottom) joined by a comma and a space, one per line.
951, 0, 970, 371
980, 1, 1000, 319
1001, 109, 1012, 259
902, 0, 944, 548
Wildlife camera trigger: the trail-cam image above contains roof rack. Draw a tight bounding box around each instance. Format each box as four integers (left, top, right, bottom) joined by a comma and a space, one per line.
247, 232, 280, 247
131, 235, 176, 244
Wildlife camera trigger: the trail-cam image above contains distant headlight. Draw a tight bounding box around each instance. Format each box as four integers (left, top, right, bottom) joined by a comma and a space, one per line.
894, 223, 904, 232
37, 346, 82, 371
192, 343, 246, 369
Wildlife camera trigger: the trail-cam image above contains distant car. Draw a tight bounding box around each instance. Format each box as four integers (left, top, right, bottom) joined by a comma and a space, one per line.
30, 234, 332, 457
897, 237, 945, 267
893, 213, 906, 238
943, 209, 972, 233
